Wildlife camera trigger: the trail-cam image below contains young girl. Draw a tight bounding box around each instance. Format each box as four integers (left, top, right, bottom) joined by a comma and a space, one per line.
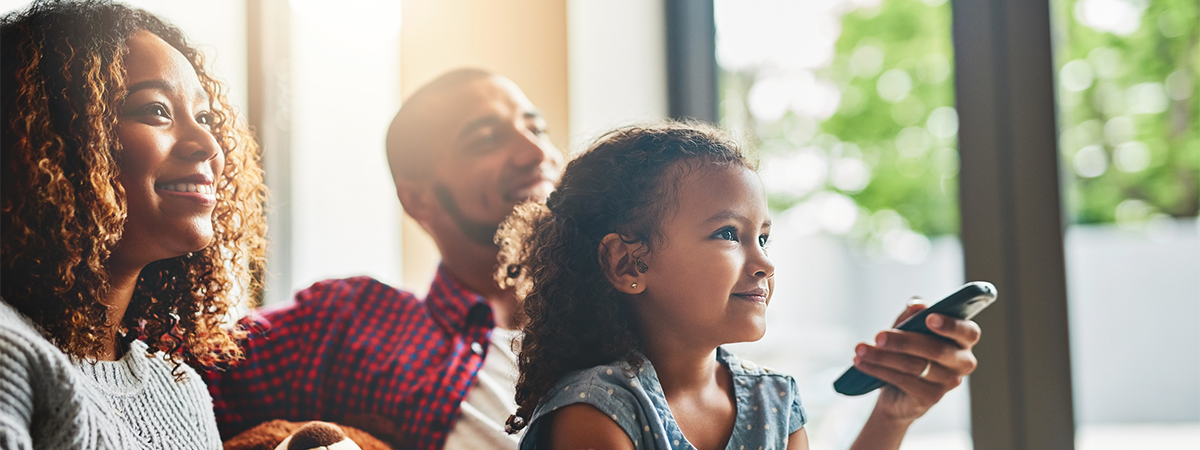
497, 123, 981, 450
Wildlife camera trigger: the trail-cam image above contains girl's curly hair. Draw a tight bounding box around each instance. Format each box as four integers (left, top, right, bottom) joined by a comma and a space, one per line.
1, 0, 267, 370
495, 121, 753, 432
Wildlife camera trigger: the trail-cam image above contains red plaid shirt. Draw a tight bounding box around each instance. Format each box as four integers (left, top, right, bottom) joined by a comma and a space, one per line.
201, 266, 494, 450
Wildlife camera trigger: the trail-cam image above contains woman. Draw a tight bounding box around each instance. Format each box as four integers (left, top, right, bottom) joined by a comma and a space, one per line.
0, 0, 266, 448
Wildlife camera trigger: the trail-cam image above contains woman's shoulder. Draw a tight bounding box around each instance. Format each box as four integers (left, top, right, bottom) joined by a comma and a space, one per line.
0, 299, 73, 370
0, 300, 152, 448
0, 298, 47, 338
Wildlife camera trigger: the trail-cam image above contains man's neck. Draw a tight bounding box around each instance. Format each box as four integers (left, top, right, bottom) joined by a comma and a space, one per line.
438, 246, 522, 330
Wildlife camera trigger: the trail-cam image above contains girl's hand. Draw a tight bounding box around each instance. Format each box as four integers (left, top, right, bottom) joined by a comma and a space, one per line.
852, 303, 982, 423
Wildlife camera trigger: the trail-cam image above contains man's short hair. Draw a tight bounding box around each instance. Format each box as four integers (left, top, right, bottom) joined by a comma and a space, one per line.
386, 68, 495, 182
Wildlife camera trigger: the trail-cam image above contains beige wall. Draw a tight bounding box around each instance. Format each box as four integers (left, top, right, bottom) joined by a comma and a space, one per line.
397, 0, 569, 293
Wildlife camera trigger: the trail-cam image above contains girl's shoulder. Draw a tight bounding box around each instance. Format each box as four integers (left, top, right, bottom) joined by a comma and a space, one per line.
523, 356, 667, 449
718, 347, 809, 442
718, 347, 795, 383
534, 356, 650, 417
522, 350, 809, 450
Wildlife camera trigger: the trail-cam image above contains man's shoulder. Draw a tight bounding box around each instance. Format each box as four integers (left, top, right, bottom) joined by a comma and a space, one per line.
247, 276, 423, 329
292, 276, 420, 308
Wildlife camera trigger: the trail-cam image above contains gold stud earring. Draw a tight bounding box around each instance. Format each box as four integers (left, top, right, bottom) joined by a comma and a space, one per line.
631, 283, 638, 289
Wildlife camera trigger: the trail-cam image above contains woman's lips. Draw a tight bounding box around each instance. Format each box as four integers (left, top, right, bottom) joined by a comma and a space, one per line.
733, 287, 770, 304
157, 182, 214, 194
155, 174, 216, 205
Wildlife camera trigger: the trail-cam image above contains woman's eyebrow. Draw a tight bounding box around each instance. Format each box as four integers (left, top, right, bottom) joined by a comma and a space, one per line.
124, 80, 207, 103
125, 79, 171, 98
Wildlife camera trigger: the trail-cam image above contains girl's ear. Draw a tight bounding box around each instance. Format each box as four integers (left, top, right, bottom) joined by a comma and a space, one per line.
599, 233, 647, 295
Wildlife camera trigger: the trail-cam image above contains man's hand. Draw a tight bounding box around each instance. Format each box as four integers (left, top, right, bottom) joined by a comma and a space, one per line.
852, 302, 982, 422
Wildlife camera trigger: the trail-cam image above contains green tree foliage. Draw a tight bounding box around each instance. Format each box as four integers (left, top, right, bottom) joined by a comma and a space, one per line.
1052, 0, 1198, 225
719, 0, 1198, 240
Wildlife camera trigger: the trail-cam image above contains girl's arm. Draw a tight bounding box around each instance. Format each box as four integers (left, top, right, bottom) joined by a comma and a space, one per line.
786, 428, 811, 450
848, 303, 983, 450
847, 405, 912, 450
544, 404, 637, 450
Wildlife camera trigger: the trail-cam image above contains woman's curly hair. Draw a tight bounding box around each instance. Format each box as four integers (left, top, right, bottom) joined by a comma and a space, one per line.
1, 0, 267, 370
495, 121, 753, 432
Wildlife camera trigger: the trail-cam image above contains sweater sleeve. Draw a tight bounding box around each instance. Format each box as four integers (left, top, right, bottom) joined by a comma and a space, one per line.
0, 321, 96, 450
0, 302, 139, 449
0, 332, 34, 450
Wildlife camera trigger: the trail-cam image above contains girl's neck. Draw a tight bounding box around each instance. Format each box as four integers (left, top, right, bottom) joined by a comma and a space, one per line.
641, 336, 738, 450
641, 336, 724, 394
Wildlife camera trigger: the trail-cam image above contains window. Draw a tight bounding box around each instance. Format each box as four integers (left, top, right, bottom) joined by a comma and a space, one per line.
714, 1, 971, 448
1049, 0, 1200, 447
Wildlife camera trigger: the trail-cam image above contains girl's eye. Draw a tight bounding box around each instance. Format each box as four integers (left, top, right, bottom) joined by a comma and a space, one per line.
715, 227, 738, 242
758, 234, 770, 248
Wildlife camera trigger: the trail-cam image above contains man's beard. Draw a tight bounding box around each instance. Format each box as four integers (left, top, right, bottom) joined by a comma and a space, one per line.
433, 183, 502, 247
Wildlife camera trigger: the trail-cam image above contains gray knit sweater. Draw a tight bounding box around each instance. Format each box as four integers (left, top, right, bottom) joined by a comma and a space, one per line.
0, 300, 221, 449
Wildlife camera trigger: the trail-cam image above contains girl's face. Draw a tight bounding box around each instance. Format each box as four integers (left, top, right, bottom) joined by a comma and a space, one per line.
635, 163, 776, 349
111, 31, 223, 269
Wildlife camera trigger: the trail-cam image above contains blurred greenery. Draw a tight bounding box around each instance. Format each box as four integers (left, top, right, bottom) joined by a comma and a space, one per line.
719, 0, 1199, 238
1051, 0, 1199, 225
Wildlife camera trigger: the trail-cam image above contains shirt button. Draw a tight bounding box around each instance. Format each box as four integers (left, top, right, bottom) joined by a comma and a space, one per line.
741, 361, 758, 371
471, 342, 485, 356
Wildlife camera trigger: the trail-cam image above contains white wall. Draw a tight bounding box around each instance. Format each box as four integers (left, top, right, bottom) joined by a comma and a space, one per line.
284, 2, 404, 296
1066, 218, 1200, 424
567, 0, 669, 151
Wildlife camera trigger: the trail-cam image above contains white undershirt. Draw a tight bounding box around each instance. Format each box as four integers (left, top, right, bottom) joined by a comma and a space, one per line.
442, 327, 521, 450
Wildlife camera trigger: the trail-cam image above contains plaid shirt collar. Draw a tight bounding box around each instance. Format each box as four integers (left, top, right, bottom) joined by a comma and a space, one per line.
425, 264, 493, 335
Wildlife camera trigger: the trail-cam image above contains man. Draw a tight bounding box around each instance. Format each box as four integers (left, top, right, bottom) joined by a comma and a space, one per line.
203, 68, 561, 450
204, 69, 982, 450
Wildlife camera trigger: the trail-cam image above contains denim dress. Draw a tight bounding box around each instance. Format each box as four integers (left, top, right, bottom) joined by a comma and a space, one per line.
519, 347, 807, 450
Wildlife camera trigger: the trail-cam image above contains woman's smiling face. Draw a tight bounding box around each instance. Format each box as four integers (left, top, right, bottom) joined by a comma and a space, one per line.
111, 30, 223, 268
634, 162, 776, 349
